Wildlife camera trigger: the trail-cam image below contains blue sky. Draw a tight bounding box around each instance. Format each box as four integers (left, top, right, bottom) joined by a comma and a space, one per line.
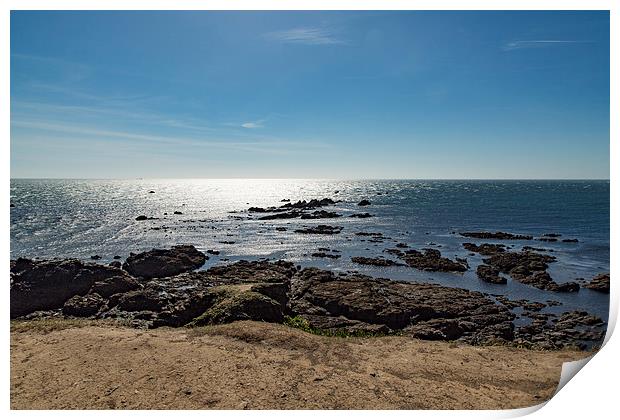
10, 11, 609, 179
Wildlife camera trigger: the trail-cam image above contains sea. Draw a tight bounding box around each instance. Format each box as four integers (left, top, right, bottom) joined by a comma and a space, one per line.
10, 179, 610, 323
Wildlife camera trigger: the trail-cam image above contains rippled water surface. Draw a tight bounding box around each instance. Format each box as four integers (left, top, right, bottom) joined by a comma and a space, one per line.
10, 179, 610, 320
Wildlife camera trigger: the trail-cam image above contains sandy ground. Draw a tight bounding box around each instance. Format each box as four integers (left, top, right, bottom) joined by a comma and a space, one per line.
10, 319, 586, 410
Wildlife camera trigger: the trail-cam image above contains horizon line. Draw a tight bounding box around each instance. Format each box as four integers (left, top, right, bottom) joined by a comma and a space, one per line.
9, 177, 611, 181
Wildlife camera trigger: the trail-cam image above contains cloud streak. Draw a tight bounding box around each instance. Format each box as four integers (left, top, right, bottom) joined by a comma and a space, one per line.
503, 40, 590, 51
264, 27, 346, 45
241, 120, 264, 129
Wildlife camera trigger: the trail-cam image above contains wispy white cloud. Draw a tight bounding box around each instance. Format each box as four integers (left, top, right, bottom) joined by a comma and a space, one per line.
503, 40, 590, 51
11, 119, 330, 155
264, 27, 346, 45
241, 120, 265, 129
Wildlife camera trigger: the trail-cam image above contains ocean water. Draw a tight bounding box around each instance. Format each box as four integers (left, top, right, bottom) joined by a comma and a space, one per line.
10, 179, 610, 322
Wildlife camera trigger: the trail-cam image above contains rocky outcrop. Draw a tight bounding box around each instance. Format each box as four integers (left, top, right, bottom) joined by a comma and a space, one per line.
122, 245, 207, 278
400, 249, 468, 272
288, 268, 514, 343
585, 273, 610, 293
476, 265, 507, 284
460, 232, 533, 240
249, 198, 336, 214
514, 310, 605, 350
63, 293, 106, 317
10, 258, 135, 318
482, 251, 579, 292
357, 199, 371, 206
189, 287, 284, 326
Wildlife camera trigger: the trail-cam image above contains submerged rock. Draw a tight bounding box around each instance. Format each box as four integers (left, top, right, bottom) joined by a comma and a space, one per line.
294, 225, 343, 235
351, 256, 402, 267
463, 243, 506, 256
357, 199, 371, 206
300, 210, 341, 219
460, 231, 533, 240
312, 252, 341, 259
122, 245, 207, 279
259, 211, 303, 220
349, 213, 373, 218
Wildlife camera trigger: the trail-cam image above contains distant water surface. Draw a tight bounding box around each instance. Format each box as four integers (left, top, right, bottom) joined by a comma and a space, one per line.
10, 179, 610, 321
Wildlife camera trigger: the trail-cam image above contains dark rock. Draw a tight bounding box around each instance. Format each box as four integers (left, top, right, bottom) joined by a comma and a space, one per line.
251, 198, 337, 214
10, 258, 135, 318
537, 237, 558, 242
312, 252, 341, 259
204, 260, 296, 284
542, 233, 562, 237
401, 249, 468, 272
135, 215, 158, 221
116, 288, 168, 312
355, 232, 383, 237
562, 238, 579, 243
395, 243, 408, 248
108, 261, 122, 269
584, 273, 610, 293
281, 198, 336, 210
351, 256, 402, 267
122, 245, 207, 278
300, 210, 341, 219
463, 243, 506, 256
349, 213, 373, 218
90, 274, 140, 297
174, 211, 183, 215
522, 246, 552, 252
250, 282, 289, 308
63, 293, 106, 317
148, 190, 155, 194
294, 225, 343, 235
90, 255, 102, 260
476, 265, 507, 284
357, 199, 371, 206
275, 227, 287, 231
113, 255, 122, 260
460, 232, 533, 240
259, 211, 303, 220
206, 250, 220, 255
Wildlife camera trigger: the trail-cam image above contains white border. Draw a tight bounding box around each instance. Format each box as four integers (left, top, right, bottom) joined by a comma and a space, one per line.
2, 1, 616, 419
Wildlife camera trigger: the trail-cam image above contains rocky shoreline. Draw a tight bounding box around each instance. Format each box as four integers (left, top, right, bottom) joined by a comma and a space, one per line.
11, 244, 607, 350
